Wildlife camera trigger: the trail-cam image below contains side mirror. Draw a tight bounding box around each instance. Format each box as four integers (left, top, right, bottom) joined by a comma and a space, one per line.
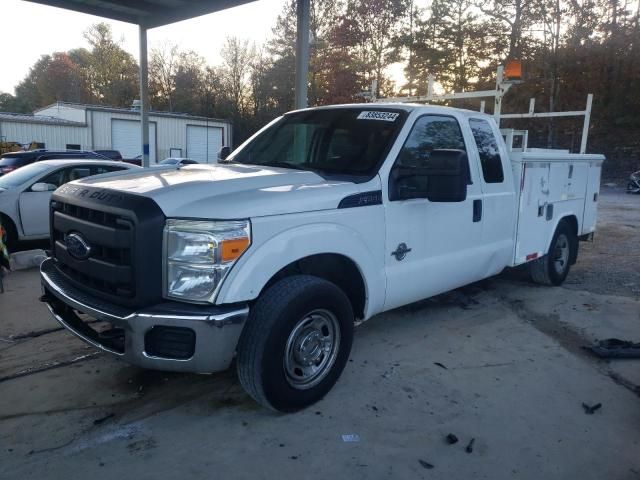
391, 149, 469, 202
31, 182, 56, 192
218, 146, 231, 161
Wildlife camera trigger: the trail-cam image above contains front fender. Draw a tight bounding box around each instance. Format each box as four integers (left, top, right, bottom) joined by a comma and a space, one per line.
216, 220, 386, 319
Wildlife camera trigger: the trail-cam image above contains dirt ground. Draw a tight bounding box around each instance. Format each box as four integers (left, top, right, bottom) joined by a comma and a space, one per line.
1, 186, 639, 480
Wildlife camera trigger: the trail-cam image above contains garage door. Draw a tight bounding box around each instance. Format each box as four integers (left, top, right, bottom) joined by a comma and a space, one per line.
112, 119, 157, 163
187, 125, 223, 164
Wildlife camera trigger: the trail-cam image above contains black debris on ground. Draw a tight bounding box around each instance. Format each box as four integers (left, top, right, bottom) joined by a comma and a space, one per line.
582, 402, 602, 414
419, 459, 434, 469
434, 362, 447, 370
585, 338, 640, 359
446, 433, 459, 445
93, 413, 115, 425
465, 438, 475, 453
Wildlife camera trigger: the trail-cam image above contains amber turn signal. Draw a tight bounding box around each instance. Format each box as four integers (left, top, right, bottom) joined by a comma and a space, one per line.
220, 237, 250, 262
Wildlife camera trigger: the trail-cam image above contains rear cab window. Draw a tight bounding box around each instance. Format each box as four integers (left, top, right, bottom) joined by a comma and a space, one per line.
469, 118, 504, 183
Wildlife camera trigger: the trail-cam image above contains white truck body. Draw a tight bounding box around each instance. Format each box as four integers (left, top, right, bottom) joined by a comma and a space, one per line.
40, 104, 604, 411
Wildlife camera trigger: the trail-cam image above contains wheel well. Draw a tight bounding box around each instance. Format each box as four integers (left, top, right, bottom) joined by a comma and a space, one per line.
261, 254, 367, 320
0, 213, 17, 236
558, 215, 579, 264
560, 215, 578, 236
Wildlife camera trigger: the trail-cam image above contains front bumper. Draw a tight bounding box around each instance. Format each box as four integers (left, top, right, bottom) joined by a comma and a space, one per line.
40, 258, 248, 373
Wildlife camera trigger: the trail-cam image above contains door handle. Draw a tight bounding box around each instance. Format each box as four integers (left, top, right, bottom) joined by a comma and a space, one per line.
473, 199, 482, 222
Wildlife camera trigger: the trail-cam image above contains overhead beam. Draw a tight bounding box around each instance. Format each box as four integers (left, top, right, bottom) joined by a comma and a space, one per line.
24, 0, 135, 23
23, 0, 259, 28
144, 0, 259, 28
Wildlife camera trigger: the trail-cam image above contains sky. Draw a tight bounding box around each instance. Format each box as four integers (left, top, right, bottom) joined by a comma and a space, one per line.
0, 0, 286, 94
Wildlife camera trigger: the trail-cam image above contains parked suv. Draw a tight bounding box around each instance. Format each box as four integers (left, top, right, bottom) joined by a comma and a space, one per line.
0, 150, 108, 176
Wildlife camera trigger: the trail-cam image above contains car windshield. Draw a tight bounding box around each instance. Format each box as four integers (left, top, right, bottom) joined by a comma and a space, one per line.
228, 108, 407, 177
0, 157, 24, 167
160, 158, 180, 165
0, 163, 51, 188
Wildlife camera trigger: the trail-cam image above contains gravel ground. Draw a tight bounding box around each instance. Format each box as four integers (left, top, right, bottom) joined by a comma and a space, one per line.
566, 186, 640, 298
1, 184, 639, 480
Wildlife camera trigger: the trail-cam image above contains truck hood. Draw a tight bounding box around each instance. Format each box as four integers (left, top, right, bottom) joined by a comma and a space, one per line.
74, 163, 361, 218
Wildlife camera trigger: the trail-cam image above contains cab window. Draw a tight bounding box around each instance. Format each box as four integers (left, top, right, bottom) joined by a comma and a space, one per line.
469, 118, 504, 183
395, 115, 467, 168
389, 115, 470, 202
34, 166, 92, 190
91, 165, 126, 175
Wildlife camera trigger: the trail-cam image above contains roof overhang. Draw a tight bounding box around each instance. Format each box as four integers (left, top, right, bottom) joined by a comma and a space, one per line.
23, 0, 257, 29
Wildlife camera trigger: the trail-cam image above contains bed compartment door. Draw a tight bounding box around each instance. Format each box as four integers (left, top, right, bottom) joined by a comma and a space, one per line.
582, 162, 602, 234
514, 162, 551, 265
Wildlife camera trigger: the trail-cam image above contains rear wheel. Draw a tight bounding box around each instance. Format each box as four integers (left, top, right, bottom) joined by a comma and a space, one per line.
530, 221, 577, 286
236, 275, 354, 412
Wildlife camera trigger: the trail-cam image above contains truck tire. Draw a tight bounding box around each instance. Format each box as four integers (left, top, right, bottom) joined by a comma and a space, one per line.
236, 275, 354, 412
529, 220, 577, 286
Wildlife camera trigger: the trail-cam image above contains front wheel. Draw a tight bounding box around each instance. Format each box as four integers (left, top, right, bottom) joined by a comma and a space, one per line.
1, 216, 17, 253
529, 221, 577, 286
236, 275, 354, 412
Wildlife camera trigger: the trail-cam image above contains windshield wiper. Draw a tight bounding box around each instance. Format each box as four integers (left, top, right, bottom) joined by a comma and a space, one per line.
259, 161, 308, 171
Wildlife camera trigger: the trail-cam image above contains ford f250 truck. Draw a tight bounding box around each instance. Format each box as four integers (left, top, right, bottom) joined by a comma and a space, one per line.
40, 104, 604, 411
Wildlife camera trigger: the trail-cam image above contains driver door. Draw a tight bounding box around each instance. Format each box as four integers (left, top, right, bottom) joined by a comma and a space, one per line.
19, 166, 90, 237
383, 114, 485, 311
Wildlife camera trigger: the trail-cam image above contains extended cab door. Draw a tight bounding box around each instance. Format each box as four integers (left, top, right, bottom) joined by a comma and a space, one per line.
467, 117, 516, 271
383, 114, 486, 311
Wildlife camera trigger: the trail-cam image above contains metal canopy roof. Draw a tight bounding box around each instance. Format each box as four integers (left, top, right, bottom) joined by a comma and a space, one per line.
24, 0, 257, 28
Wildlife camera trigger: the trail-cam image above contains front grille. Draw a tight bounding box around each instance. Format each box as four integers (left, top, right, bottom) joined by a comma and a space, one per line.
49, 185, 165, 308
52, 201, 135, 298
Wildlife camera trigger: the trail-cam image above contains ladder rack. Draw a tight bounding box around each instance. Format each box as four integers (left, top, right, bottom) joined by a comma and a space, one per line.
372, 66, 594, 154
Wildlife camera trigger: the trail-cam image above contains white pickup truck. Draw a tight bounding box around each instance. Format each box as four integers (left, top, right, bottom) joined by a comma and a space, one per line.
40, 104, 604, 411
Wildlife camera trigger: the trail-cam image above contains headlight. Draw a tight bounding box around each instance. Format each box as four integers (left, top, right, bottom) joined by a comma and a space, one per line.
163, 219, 251, 302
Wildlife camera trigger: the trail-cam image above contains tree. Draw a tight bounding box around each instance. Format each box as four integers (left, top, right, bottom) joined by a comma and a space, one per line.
221, 36, 256, 116
149, 43, 179, 111
171, 51, 207, 115
0, 93, 29, 113
83, 23, 139, 106
346, 0, 407, 96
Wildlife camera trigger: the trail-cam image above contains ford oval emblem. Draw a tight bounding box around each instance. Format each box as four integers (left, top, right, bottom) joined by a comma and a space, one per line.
65, 233, 91, 260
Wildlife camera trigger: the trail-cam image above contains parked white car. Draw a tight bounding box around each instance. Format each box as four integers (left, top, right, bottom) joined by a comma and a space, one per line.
0, 159, 138, 248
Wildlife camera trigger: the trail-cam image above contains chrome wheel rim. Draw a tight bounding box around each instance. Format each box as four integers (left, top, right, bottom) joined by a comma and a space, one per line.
553, 233, 570, 275
284, 309, 341, 390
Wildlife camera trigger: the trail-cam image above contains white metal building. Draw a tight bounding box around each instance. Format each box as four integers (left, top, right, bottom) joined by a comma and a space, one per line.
0, 102, 232, 164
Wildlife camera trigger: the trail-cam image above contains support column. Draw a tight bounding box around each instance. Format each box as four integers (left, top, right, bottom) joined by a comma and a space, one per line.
139, 25, 150, 167
295, 0, 310, 109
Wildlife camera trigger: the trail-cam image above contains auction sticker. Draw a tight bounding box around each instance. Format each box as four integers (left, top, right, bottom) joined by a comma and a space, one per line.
357, 111, 400, 122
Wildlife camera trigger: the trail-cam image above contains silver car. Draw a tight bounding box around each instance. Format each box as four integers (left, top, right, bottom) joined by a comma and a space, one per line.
0, 159, 138, 249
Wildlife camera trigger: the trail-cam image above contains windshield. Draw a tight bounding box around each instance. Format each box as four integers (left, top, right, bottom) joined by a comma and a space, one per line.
0, 157, 25, 167
229, 108, 406, 178
160, 158, 180, 165
0, 162, 50, 189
